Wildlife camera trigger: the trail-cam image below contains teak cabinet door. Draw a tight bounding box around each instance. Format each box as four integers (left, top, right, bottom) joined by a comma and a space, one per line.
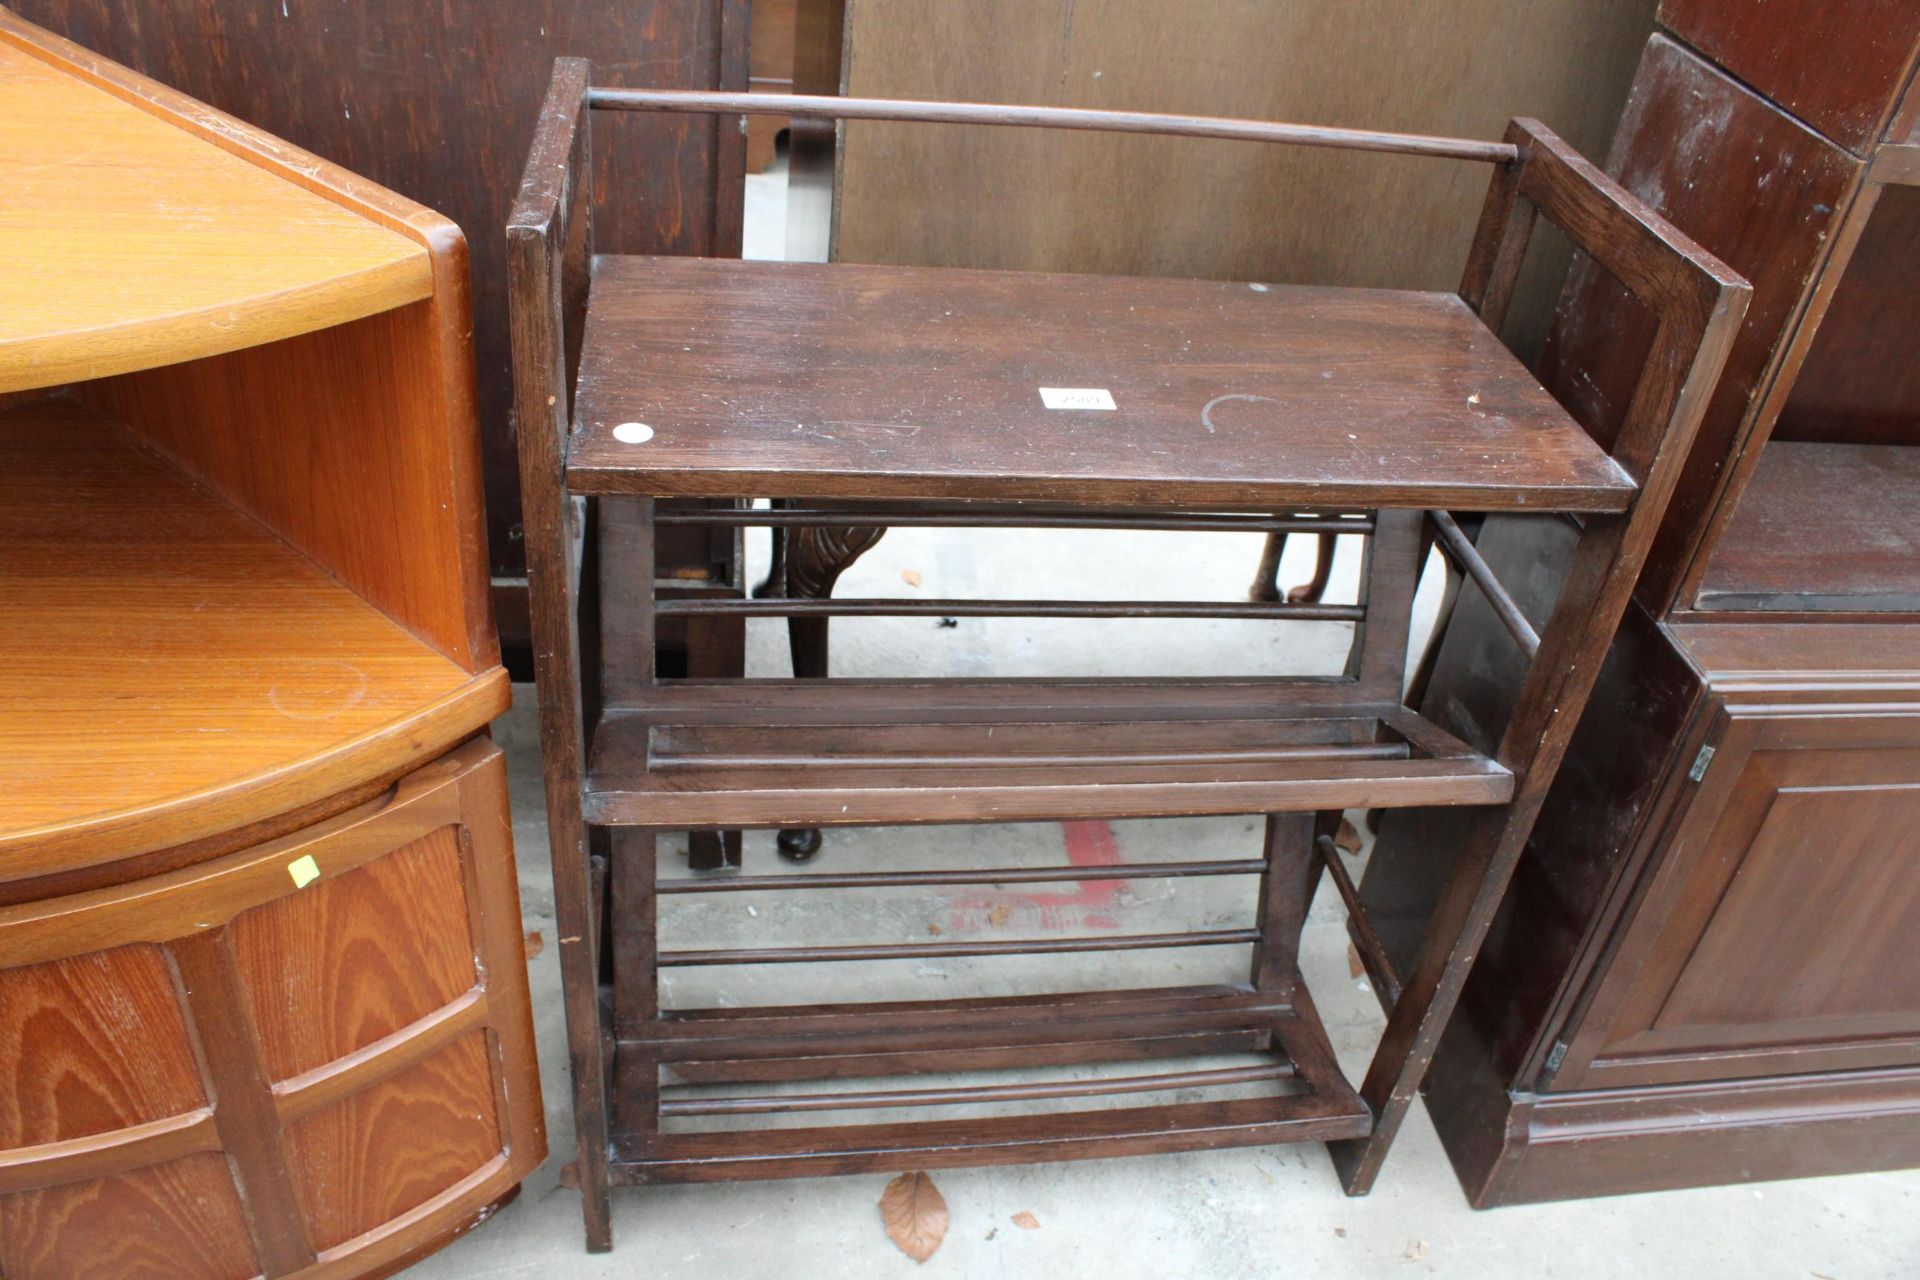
0, 740, 543, 1280
1556, 708, 1920, 1092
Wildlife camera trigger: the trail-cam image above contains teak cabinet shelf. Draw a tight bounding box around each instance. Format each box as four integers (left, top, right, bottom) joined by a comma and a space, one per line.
0, 11, 543, 1277
513, 67, 1746, 1251
1361, 0, 1920, 1205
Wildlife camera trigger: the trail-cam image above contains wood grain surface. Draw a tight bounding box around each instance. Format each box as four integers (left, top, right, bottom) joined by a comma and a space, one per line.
569, 256, 1633, 511
82, 302, 499, 673
0, 1152, 260, 1280
1695, 443, 1920, 612
830, 0, 1657, 359
1774, 184, 1920, 447
229, 827, 478, 1080
0, 33, 427, 393
1537, 36, 1860, 608
1658, 0, 1920, 153
283, 1031, 502, 1252
0, 400, 508, 880
0, 742, 544, 1278
8, 0, 755, 592
0, 947, 205, 1148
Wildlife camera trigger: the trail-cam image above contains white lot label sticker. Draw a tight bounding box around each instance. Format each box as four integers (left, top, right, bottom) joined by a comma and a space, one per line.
1039, 387, 1117, 411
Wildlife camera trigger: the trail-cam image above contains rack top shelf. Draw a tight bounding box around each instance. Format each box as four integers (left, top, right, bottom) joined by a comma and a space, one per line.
0, 400, 507, 882
569, 257, 1635, 513
0, 34, 431, 394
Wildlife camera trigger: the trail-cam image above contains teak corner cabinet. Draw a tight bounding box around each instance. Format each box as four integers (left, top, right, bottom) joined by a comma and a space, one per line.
0, 11, 544, 1278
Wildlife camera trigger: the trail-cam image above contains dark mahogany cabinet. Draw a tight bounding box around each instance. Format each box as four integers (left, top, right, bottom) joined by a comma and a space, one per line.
1361, 1, 1920, 1204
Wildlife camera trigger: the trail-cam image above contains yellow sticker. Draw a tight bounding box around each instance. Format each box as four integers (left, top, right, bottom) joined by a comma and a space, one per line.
287, 854, 321, 890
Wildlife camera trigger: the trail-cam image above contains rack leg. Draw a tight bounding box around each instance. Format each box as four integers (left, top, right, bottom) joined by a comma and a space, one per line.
1249, 812, 1316, 992
610, 829, 661, 1150
1328, 805, 1521, 1194
553, 822, 613, 1250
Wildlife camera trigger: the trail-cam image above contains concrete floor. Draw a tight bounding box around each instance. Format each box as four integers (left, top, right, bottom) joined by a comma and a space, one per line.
405, 158, 1920, 1277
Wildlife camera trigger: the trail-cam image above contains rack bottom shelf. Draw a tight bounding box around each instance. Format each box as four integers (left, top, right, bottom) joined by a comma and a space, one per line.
601, 983, 1370, 1183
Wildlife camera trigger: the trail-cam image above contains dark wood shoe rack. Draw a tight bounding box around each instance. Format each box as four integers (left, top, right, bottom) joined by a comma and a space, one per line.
509, 64, 1748, 1251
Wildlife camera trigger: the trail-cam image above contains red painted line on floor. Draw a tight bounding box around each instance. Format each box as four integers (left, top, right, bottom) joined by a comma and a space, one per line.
944, 820, 1128, 933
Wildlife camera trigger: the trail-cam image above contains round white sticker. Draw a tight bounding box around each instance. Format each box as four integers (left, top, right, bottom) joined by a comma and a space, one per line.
612, 422, 655, 444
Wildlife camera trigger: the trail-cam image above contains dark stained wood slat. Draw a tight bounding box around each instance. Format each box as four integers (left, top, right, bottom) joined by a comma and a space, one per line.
658, 1061, 1297, 1117
587, 88, 1520, 163
619, 1092, 1369, 1181
585, 691, 1511, 830
568, 257, 1636, 512
613, 1000, 1365, 1180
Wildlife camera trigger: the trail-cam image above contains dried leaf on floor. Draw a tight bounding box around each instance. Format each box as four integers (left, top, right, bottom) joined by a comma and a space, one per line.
1334, 817, 1363, 855
927, 923, 943, 935
523, 930, 545, 960
988, 903, 1012, 927
902, 568, 923, 587
1348, 942, 1366, 980
880, 1171, 949, 1262
1011, 1211, 1040, 1230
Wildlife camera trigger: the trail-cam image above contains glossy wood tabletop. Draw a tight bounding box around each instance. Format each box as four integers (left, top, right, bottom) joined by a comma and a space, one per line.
0, 400, 508, 879
0, 33, 430, 393
567, 256, 1636, 512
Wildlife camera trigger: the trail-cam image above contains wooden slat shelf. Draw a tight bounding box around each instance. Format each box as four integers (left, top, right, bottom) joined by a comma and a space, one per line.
0, 34, 430, 394
567, 256, 1636, 513
0, 400, 508, 878
584, 682, 1510, 829
1695, 442, 1920, 613
613, 985, 1368, 1182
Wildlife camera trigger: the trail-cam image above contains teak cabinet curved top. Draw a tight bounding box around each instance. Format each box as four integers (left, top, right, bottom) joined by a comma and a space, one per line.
0, 38, 430, 391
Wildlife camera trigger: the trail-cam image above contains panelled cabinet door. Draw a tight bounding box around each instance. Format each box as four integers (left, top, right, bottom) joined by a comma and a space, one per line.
1555, 708, 1920, 1091
0, 740, 543, 1280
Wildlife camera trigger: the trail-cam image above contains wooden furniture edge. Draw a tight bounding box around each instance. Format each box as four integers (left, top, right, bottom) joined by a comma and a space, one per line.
0, 13, 431, 389
0, 668, 510, 883
0, 8, 455, 250
0, 7, 499, 671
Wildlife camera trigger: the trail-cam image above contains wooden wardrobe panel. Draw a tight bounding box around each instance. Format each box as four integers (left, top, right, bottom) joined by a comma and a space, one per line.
1659, 781, 1920, 1030
1658, 0, 1920, 153
0, 1153, 259, 1280
0, 947, 204, 1149
833, 0, 1656, 358
1568, 725, 1920, 1089
10, 0, 749, 589
283, 1031, 502, 1252
227, 826, 478, 1082
1538, 36, 1858, 607
1774, 184, 1920, 446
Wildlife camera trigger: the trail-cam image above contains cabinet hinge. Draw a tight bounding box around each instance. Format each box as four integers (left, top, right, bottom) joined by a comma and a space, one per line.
1687, 743, 1716, 782
1544, 1040, 1568, 1072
